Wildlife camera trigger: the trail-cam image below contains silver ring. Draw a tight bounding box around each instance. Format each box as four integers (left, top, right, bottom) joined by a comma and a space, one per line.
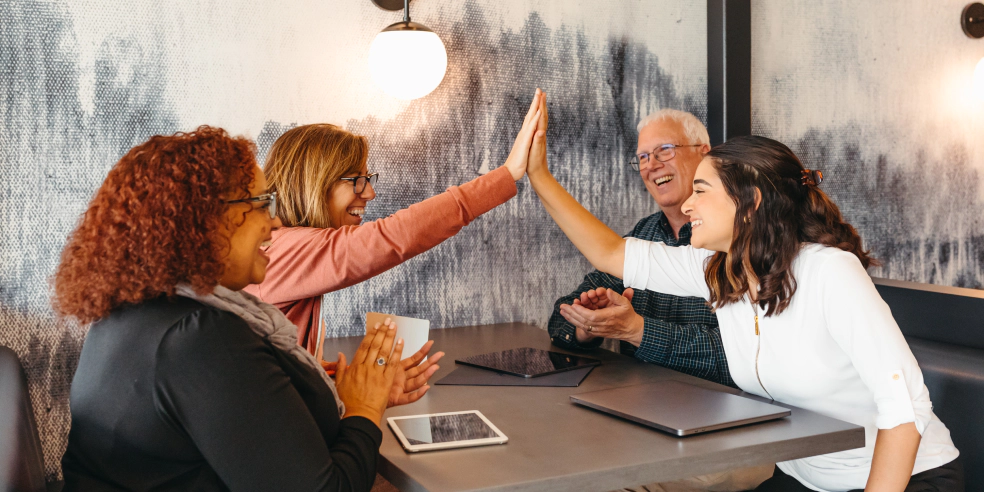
376, 357, 386, 366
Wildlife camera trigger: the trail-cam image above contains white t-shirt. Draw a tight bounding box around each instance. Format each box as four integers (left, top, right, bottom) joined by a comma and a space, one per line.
623, 238, 959, 492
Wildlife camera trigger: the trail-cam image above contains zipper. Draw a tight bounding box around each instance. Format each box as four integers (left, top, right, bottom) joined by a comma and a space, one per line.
751, 301, 774, 401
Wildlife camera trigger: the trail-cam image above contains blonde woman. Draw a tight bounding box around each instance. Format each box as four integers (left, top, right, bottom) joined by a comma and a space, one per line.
243, 93, 542, 404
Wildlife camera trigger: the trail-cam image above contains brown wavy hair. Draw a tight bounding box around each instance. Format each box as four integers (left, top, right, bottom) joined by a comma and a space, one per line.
53, 126, 257, 324
263, 124, 368, 229
703, 136, 876, 316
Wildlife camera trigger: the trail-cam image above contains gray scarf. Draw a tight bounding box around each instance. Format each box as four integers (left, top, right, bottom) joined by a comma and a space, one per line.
175, 284, 344, 416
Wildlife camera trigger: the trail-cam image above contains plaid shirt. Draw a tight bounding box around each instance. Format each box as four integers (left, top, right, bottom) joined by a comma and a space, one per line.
548, 212, 735, 388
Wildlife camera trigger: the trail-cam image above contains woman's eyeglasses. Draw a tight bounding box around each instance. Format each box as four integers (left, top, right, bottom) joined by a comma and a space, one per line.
339, 173, 379, 194
224, 192, 277, 219
629, 144, 702, 171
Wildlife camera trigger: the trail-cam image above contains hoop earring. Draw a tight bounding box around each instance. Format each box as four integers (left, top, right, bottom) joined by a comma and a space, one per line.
743, 216, 750, 224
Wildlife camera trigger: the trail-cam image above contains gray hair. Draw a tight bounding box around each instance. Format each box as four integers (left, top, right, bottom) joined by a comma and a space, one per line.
636, 109, 710, 146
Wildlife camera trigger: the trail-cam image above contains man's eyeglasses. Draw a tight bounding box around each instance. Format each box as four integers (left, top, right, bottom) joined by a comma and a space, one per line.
339, 173, 379, 194
629, 144, 702, 171
225, 192, 277, 219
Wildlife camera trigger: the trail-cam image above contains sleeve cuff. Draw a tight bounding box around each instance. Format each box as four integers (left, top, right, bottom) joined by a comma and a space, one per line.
633, 316, 671, 362
340, 415, 384, 446
551, 324, 604, 351
451, 166, 517, 221
623, 237, 649, 290
874, 370, 930, 435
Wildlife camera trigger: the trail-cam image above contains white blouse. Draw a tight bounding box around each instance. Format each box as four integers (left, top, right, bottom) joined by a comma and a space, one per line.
623, 238, 959, 492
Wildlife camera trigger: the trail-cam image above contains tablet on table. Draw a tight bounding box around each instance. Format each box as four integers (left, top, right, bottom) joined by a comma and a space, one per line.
387, 410, 508, 453
455, 347, 601, 378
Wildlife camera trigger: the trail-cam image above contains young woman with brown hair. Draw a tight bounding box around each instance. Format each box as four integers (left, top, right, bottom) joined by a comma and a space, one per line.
244, 91, 544, 376
524, 93, 962, 491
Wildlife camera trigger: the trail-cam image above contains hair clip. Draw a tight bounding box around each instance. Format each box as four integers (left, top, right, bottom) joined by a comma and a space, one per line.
801, 169, 823, 187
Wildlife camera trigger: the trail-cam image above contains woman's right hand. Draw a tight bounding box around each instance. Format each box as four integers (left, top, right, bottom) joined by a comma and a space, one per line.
335, 320, 404, 426
502, 88, 544, 181
528, 89, 549, 178
522, 88, 626, 278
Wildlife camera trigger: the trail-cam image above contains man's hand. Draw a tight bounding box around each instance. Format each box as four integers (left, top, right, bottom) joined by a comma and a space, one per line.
388, 340, 444, 407
559, 288, 644, 346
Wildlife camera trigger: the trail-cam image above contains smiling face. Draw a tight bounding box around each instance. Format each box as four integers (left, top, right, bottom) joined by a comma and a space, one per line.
219, 167, 283, 290
682, 158, 737, 252
636, 120, 707, 212
326, 163, 377, 227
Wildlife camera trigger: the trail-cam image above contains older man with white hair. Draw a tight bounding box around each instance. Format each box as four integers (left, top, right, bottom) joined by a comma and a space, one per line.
548, 109, 733, 387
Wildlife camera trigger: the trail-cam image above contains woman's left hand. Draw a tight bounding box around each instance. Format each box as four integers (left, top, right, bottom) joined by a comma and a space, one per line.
388, 340, 444, 407
325, 341, 444, 406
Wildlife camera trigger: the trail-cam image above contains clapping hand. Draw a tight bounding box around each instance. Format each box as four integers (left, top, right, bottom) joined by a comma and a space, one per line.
559, 287, 645, 346
325, 330, 445, 408
388, 340, 444, 407
335, 320, 403, 425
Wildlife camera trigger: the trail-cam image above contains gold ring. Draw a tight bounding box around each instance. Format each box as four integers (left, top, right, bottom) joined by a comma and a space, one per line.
587, 326, 594, 332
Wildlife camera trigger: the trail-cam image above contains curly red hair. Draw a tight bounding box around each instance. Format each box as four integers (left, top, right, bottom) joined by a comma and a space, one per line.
53, 126, 257, 324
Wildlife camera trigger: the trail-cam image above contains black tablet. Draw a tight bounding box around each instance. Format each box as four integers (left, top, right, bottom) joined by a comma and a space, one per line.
455, 347, 601, 378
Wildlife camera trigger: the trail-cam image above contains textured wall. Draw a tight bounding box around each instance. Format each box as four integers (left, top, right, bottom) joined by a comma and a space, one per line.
752, 1, 984, 288
0, 0, 706, 478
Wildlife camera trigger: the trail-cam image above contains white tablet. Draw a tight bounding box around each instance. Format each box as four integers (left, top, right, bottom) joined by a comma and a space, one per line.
387, 410, 508, 453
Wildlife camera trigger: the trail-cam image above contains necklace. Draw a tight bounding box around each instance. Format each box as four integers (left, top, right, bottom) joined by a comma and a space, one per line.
750, 298, 773, 400
751, 300, 759, 335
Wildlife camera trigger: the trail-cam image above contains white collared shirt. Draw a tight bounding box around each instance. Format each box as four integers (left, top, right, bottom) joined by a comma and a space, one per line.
623, 238, 959, 492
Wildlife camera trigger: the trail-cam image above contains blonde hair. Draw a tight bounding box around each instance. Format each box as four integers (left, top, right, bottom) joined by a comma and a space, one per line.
264, 124, 368, 229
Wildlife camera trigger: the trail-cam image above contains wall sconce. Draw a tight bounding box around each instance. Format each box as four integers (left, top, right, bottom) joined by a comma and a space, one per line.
963, 3, 984, 100
368, 0, 448, 100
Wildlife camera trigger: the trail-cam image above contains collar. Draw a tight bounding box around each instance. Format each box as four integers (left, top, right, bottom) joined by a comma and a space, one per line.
657, 212, 692, 246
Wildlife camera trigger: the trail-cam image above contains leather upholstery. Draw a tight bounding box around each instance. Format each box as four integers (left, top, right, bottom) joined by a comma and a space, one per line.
875, 278, 984, 491
907, 338, 984, 491
875, 278, 984, 350
0, 346, 48, 492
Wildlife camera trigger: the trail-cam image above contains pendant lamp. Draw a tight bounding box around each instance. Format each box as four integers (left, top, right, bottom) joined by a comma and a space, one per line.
962, 3, 984, 100
368, 0, 448, 100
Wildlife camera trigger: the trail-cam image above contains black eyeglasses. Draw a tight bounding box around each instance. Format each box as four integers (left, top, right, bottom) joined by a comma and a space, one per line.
339, 173, 379, 194
629, 144, 702, 171
224, 192, 277, 219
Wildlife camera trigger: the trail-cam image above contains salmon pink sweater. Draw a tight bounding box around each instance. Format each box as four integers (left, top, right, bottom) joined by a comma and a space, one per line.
244, 166, 517, 355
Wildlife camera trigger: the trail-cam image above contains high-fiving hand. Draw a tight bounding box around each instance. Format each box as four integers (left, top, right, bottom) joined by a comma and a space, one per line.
528, 89, 549, 178
503, 89, 545, 181
559, 287, 645, 346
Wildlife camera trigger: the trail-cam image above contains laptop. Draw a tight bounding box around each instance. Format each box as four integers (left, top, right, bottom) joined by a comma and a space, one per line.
570, 380, 791, 436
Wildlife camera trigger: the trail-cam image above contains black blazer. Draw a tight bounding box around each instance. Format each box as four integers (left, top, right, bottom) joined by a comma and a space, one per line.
62, 296, 381, 491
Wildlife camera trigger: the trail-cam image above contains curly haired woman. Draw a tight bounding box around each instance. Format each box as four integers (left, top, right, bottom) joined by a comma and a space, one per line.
54, 126, 417, 491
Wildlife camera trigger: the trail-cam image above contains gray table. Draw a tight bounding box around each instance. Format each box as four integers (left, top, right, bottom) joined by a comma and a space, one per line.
324, 323, 864, 492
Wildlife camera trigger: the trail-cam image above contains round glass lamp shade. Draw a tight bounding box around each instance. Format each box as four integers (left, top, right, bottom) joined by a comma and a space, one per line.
368, 23, 448, 100
975, 57, 984, 101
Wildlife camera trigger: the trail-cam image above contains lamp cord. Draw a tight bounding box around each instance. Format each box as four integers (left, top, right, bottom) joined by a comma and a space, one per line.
404, 0, 410, 23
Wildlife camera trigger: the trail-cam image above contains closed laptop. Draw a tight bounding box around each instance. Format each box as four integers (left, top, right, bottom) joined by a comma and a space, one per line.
570, 380, 791, 436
